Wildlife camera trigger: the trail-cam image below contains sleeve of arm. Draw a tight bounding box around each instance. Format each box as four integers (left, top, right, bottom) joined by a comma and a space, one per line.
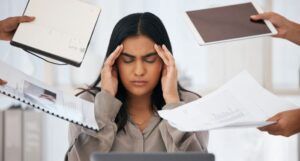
89, 89, 122, 151
67, 90, 122, 152
159, 98, 209, 152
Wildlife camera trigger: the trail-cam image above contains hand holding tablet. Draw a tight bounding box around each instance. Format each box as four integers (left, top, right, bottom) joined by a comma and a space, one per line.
251, 12, 300, 45
185, 2, 278, 45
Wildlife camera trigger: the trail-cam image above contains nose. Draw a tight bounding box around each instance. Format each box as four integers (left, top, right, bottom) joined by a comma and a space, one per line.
134, 60, 146, 77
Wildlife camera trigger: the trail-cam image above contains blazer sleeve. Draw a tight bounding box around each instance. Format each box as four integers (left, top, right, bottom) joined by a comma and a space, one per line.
66, 90, 122, 161
159, 91, 209, 152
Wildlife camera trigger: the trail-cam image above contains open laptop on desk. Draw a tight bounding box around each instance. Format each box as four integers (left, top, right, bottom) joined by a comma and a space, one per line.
90, 152, 215, 161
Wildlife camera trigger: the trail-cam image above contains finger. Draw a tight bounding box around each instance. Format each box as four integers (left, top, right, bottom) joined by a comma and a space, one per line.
154, 44, 169, 65
3, 16, 35, 32
267, 112, 281, 122
267, 130, 281, 136
16, 16, 35, 23
265, 120, 286, 136
162, 44, 175, 66
250, 12, 273, 21
110, 45, 123, 65
105, 45, 123, 67
272, 34, 281, 38
258, 123, 278, 132
0, 79, 7, 85
258, 113, 281, 131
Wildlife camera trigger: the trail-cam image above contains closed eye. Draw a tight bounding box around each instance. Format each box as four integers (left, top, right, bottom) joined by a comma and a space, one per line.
122, 56, 134, 63
143, 54, 158, 63
120, 52, 157, 64
121, 53, 135, 63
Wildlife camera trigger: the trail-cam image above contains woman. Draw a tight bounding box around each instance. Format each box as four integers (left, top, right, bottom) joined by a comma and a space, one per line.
65, 12, 208, 161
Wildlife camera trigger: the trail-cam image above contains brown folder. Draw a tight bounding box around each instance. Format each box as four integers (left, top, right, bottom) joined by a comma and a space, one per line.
185, 2, 277, 45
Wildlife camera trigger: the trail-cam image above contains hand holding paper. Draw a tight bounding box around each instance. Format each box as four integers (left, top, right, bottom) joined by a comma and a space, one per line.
259, 108, 300, 137
158, 71, 297, 131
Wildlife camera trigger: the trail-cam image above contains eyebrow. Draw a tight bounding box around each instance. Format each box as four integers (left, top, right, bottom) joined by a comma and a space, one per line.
121, 52, 157, 58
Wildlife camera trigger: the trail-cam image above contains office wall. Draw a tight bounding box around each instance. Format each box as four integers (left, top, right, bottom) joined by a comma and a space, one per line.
272, 0, 300, 90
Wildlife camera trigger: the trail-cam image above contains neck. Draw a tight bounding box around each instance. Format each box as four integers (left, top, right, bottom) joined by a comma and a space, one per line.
127, 92, 153, 116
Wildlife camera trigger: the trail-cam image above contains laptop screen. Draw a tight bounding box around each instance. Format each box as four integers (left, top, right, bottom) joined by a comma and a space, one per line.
90, 153, 215, 161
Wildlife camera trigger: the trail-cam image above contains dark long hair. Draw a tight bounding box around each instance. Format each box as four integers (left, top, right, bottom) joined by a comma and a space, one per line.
77, 12, 200, 132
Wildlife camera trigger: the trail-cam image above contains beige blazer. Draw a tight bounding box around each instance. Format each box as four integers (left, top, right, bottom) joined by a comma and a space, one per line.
65, 90, 209, 161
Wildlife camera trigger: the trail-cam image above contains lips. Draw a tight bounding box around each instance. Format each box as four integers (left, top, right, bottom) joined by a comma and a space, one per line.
131, 80, 148, 86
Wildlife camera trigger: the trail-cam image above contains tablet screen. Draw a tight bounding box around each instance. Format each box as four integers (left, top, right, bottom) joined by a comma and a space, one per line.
186, 2, 272, 43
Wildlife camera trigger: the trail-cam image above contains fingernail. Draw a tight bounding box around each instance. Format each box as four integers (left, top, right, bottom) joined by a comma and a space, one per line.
250, 15, 256, 19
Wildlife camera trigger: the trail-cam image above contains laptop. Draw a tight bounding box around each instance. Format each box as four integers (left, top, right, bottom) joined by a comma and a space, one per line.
90, 153, 215, 161
184, 1, 277, 45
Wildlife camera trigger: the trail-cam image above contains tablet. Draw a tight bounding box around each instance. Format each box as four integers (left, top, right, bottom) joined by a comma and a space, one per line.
184, 2, 277, 45
11, 0, 101, 67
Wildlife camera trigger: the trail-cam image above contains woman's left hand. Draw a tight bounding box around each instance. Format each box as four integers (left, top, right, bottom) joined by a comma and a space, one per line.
154, 44, 180, 104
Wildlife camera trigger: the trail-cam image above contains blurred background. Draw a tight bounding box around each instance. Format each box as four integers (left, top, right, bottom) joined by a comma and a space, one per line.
0, 0, 299, 161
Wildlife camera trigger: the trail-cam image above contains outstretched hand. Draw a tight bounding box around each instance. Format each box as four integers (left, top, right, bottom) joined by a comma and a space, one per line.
0, 16, 35, 41
259, 108, 300, 137
0, 79, 7, 86
251, 12, 300, 45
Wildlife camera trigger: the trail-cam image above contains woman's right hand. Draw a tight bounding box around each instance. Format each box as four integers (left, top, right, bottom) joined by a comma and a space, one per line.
0, 79, 7, 86
100, 45, 123, 96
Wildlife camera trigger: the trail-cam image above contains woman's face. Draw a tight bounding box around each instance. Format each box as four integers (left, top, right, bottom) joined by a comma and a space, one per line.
116, 35, 162, 97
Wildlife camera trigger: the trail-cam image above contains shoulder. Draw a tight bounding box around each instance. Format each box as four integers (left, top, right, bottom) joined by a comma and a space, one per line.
179, 90, 201, 103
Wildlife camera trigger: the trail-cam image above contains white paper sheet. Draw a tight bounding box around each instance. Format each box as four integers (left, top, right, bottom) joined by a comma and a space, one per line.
158, 71, 297, 131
